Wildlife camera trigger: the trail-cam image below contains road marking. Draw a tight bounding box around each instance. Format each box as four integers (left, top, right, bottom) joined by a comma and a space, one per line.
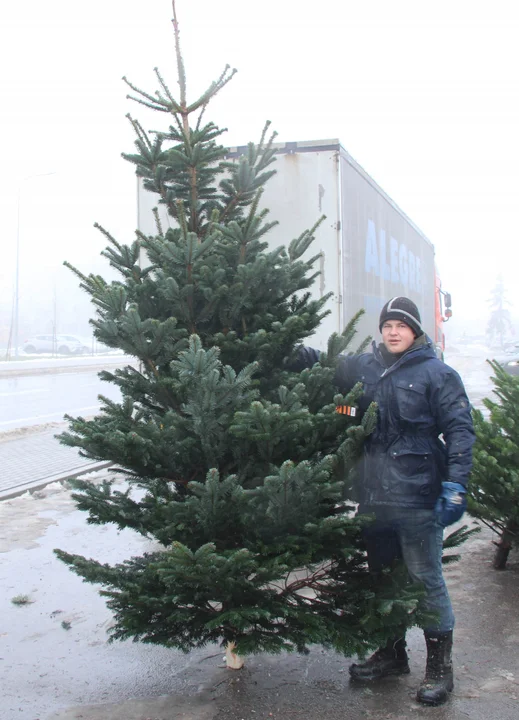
0, 388, 49, 397
0, 405, 101, 427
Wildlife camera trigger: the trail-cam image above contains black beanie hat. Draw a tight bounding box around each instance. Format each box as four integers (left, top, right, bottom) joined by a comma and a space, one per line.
379, 296, 423, 337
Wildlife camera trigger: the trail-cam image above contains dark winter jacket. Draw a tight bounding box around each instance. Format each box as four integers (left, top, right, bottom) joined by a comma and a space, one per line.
297, 338, 475, 510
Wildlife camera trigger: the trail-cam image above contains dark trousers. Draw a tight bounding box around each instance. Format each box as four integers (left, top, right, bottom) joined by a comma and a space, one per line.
362, 507, 455, 633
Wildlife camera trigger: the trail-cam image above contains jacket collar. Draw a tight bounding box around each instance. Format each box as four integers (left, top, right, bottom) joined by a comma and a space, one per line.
372, 335, 435, 376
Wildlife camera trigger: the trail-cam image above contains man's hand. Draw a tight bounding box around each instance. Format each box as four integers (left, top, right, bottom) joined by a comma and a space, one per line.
435, 482, 467, 527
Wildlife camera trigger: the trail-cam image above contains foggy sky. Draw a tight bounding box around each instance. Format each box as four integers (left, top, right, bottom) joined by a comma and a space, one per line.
1, 0, 518, 346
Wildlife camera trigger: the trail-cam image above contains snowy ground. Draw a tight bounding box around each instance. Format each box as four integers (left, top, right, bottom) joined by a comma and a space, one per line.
0, 342, 512, 720
0, 472, 217, 720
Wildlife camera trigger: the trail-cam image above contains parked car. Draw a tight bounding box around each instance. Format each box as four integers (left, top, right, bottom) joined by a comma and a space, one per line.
502, 356, 519, 377
493, 351, 519, 377
23, 334, 90, 355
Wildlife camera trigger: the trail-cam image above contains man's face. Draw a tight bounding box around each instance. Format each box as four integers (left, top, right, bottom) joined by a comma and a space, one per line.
381, 320, 415, 354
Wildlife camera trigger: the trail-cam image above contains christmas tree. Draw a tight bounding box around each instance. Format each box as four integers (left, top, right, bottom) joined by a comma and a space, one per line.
55, 2, 428, 665
469, 361, 519, 569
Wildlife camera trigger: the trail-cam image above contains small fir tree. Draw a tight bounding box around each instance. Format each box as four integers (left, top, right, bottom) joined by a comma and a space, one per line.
469, 361, 519, 569
54, 2, 428, 664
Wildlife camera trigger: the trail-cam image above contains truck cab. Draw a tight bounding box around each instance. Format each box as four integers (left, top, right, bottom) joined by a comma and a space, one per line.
434, 269, 452, 360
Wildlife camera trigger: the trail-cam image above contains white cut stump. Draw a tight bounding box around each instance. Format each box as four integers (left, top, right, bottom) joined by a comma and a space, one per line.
225, 641, 245, 669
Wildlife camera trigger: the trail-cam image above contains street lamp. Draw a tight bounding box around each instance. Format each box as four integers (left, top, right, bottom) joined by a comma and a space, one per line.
13, 172, 56, 358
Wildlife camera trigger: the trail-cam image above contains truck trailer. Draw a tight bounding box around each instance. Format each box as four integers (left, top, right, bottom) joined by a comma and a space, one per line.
137, 138, 450, 353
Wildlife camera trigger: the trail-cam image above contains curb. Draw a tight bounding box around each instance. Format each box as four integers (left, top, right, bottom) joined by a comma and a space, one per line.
0, 461, 112, 502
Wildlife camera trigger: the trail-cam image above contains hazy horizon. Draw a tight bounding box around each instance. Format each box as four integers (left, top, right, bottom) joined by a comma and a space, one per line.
1, 1, 517, 351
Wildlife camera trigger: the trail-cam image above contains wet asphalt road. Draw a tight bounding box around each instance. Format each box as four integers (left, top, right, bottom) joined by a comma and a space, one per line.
47, 537, 519, 720
0, 370, 121, 430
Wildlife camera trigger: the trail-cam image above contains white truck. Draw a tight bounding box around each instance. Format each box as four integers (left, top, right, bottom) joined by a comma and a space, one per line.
137, 138, 450, 352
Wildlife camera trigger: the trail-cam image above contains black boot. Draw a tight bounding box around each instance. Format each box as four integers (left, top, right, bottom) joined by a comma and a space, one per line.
416, 631, 454, 706
349, 636, 409, 681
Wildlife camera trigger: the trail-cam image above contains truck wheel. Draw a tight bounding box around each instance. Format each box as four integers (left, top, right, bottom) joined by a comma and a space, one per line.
58, 345, 71, 355
24, 345, 36, 354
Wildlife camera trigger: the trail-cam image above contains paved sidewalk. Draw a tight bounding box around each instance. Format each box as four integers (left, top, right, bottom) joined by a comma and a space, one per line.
0, 429, 109, 501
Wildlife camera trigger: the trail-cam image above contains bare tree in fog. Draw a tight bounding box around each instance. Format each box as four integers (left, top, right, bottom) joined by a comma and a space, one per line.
487, 274, 513, 349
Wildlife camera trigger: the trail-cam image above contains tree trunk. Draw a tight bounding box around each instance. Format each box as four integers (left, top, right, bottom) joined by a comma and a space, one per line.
493, 519, 518, 570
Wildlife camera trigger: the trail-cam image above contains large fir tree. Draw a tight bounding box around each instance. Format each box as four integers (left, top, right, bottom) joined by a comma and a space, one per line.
55, 2, 428, 665
469, 361, 519, 569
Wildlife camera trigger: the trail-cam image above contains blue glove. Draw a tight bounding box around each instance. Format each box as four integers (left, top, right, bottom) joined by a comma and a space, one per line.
435, 482, 467, 527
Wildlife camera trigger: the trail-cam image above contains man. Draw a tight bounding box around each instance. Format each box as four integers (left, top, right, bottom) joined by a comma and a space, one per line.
297, 297, 474, 706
